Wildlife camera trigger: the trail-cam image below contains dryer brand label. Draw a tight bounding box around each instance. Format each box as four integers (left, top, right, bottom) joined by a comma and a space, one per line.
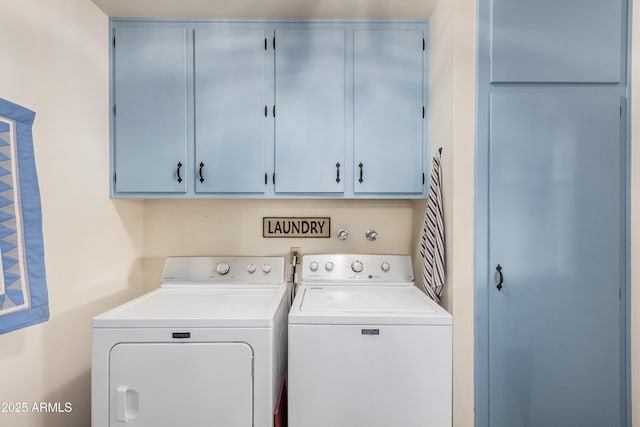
361, 329, 380, 335
263, 217, 330, 238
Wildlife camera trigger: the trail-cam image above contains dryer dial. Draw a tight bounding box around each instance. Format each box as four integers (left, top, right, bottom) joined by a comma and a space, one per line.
216, 262, 230, 275
351, 260, 364, 273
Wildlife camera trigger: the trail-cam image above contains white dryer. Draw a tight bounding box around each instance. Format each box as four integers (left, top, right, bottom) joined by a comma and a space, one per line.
288, 254, 452, 427
92, 257, 288, 427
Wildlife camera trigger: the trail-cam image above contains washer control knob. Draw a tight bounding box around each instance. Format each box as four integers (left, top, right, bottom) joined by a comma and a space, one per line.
246, 264, 257, 274
309, 261, 319, 272
381, 261, 391, 272
262, 263, 272, 274
325, 262, 334, 271
351, 260, 364, 273
216, 262, 230, 275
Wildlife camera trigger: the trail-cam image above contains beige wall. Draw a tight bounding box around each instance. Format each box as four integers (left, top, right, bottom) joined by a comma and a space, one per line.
142, 199, 416, 290
632, 0, 640, 424
0, 1, 144, 426
449, 0, 477, 425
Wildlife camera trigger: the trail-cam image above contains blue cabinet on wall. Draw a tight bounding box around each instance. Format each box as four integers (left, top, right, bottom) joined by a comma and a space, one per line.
354, 29, 425, 194
112, 26, 188, 194
194, 26, 270, 194
490, 0, 624, 83
110, 20, 429, 199
274, 28, 345, 195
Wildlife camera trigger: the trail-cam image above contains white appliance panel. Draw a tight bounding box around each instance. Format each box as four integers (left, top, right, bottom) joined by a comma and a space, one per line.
301, 286, 437, 313
93, 287, 287, 328
288, 324, 452, 427
109, 342, 253, 427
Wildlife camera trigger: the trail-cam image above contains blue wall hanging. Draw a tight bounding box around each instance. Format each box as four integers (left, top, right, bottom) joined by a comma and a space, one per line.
0, 98, 48, 334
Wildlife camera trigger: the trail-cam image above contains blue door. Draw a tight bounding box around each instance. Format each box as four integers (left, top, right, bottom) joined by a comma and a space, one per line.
113, 26, 188, 193
353, 29, 424, 194
274, 28, 345, 194
194, 27, 269, 194
488, 92, 625, 426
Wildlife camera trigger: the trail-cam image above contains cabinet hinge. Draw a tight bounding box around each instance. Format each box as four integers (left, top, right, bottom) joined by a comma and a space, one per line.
422, 106, 425, 119
265, 38, 267, 50
422, 38, 425, 51
272, 173, 276, 185
273, 36, 276, 50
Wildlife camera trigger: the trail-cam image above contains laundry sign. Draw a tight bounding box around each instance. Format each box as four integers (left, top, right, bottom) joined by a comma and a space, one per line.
263, 217, 330, 238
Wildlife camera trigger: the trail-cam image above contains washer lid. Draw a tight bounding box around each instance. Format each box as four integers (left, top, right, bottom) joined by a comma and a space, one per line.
93, 287, 287, 328
289, 285, 451, 325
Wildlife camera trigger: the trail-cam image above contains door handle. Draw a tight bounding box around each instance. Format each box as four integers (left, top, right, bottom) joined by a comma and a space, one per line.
198, 162, 205, 183
116, 385, 129, 422
176, 162, 183, 183
116, 385, 138, 423
496, 264, 504, 291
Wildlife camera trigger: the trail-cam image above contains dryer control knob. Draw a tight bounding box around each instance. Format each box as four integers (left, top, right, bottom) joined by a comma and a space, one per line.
262, 264, 272, 274
325, 261, 334, 271
246, 264, 257, 274
381, 261, 391, 272
309, 261, 319, 272
351, 260, 364, 273
216, 262, 230, 275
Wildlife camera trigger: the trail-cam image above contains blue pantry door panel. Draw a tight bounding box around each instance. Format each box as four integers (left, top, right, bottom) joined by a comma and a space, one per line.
114, 27, 188, 193
274, 29, 345, 194
353, 29, 424, 194
491, 0, 624, 83
488, 92, 624, 427
194, 28, 268, 194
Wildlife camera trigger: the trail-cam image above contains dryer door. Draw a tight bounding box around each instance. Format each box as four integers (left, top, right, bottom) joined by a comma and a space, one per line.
109, 342, 253, 427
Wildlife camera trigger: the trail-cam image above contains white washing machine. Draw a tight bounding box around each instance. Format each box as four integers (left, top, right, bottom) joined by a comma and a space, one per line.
92, 256, 288, 427
288, 254, 452, 427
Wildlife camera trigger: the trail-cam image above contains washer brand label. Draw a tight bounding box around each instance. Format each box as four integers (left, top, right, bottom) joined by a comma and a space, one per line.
361, 329, 380, 335
263, 217, 330, 238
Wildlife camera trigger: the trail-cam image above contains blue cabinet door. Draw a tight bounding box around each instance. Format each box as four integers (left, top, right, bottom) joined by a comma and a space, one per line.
194, 27, 269, 194
488, 92, 624, 426
274, 28, 345, 194
491, 0, 624, 83
113, 26, 188, 193
353, 29, 424, 194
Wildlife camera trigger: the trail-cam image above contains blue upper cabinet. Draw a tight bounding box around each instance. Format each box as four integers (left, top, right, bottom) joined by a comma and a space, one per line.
491, 0, 625, 83
112, 26, 188, 193
353, 29, 425, 194
110, 20, 429, 198
274, 28, 345, 194
194, 27, 270, 194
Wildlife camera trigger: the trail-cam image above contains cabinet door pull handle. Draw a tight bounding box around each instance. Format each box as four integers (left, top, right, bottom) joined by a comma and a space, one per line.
198, 162, 205, 183
336, 162, 341, 183
176, 162, 183, 183
496, 264, 504, 291
358, 162, 364, 183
